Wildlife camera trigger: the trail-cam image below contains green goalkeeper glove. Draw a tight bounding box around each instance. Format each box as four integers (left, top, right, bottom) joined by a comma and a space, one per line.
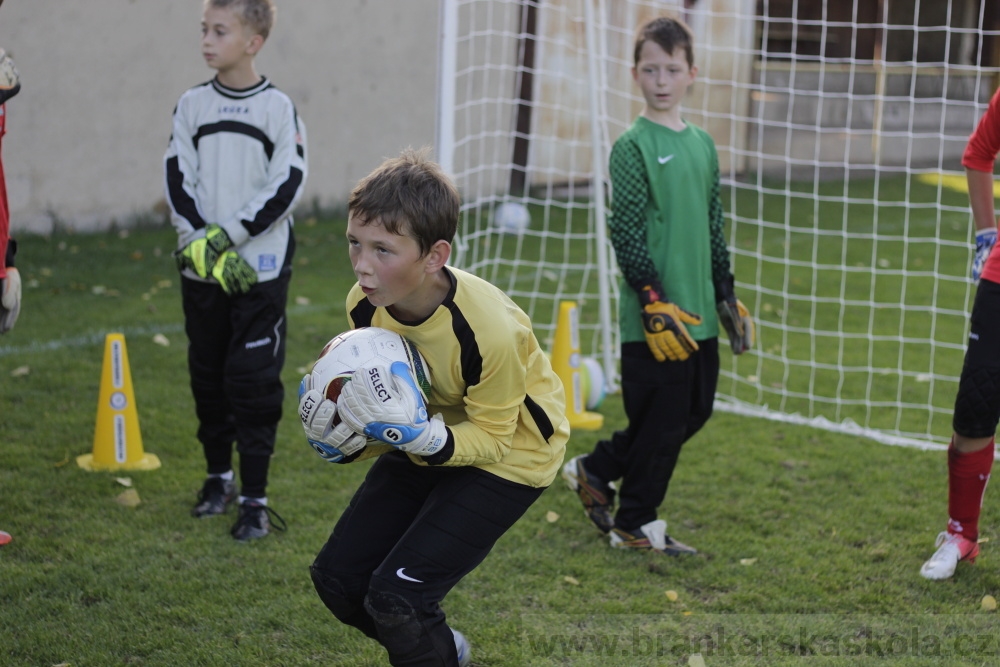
211, 251, 258, 295
639, 283, 702, 362
715, 275, 755, 355
174, 224, 233, 278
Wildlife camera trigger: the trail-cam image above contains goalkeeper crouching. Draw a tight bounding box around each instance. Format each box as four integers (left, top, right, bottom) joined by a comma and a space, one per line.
299, 148, 568, 667
561, 16, 754, 557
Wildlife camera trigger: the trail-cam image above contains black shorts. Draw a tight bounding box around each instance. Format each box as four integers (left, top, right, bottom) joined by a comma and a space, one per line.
953, 278, 1000, 438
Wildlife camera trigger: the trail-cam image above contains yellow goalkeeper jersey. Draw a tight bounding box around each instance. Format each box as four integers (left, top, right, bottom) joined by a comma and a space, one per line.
345, 266, 569, 488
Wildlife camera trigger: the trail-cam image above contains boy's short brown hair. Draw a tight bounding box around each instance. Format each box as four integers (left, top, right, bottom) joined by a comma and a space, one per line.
205, 0, 276, 40
349, 147, 460, 257
634, 16, 694, 68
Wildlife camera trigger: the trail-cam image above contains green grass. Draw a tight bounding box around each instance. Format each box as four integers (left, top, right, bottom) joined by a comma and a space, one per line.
1, 217, 998, 666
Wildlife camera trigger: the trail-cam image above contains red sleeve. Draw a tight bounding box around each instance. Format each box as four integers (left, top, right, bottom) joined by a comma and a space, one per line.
963, 88, 1000, 173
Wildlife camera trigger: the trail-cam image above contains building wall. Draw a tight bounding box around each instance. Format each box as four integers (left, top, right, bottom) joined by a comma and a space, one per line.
0, 1, 442, 234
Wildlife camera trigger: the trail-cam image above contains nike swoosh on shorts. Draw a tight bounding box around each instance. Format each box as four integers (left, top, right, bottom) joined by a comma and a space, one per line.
396, 567, 424, 583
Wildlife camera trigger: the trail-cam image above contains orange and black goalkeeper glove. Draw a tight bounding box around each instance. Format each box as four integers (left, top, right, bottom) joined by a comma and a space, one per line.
639, 283, 702, 362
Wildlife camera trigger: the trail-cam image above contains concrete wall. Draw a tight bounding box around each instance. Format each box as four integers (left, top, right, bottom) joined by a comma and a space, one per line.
0, 1, 441, 234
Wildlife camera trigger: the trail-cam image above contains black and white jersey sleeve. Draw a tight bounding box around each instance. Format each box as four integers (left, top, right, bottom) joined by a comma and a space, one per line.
164, 77, 307, 283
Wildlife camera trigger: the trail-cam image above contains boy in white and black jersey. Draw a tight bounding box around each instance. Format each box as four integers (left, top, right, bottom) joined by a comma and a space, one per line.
164, 0, 306, 540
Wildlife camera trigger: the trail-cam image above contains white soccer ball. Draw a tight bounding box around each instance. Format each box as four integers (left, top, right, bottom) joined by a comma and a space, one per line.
308, 327, 432, 423
493, 202, 531, 233
579, 356, 606, 410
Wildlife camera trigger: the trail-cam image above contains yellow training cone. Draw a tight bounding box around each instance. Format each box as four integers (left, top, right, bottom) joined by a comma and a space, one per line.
78, 333, 160, 471
550, 301, 603, 430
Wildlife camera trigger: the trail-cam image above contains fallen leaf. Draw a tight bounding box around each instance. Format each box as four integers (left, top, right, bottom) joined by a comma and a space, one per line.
740, 558, 757, 566
91, 285, 106, 295
11, 365, 30, 377
53, 452, 70, 468
665, 590, 679, 602
545, 510, 560, 523
982, 595, 997, 611
563, 575, 579, 586
115, 477, 133, 487
157, 279, 172, 289
115, 489, 141, 508
295, 296, 311, 306
152, 333, 170, 347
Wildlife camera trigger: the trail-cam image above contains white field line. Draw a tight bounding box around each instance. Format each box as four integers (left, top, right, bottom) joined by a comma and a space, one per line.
0, 304, 332, 358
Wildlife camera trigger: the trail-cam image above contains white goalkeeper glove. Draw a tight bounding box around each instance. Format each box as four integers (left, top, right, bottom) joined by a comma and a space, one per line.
297, 375, 368, 463
972, 228, 997, 283
338, 361, 448, 457
0, 266, 20, 334
0, 48, 21, 105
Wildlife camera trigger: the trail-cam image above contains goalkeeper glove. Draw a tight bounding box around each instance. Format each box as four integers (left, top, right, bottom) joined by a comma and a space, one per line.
338, 361, 448, 457
174, 224, 234, 278
297, 375, 368, 463
972, 228, 997, 283
211, 251, 258, 295
0, 49, 20, 105
715, 276, 754, 355
639, 282, 702, 362
0, 267, 20, 334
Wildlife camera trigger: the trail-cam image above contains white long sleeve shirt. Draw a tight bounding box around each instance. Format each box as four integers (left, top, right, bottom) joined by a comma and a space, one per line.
165, 76, 307, 283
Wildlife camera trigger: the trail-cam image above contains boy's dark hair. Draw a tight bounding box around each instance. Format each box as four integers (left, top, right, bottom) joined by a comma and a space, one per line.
349, 147, 460, 257
634, 16, 694, 68
205, 0, 276, 40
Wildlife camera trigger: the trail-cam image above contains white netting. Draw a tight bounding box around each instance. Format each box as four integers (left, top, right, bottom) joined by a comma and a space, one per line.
437, 0, 999, 447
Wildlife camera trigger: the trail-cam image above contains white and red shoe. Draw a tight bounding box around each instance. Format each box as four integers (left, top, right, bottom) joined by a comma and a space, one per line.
920, 531, 979, 580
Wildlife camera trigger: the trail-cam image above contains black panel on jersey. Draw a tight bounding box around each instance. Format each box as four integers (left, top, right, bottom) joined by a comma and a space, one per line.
524, 396, 555, 442
350, 298, 377, 328
446, 302, 483, 390
193, 120, 275, 160
243, 167, 305, 237
165, 156, 207, 230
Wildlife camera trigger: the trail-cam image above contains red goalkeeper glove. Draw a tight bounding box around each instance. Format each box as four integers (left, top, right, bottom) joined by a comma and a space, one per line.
639, 283, 702, 362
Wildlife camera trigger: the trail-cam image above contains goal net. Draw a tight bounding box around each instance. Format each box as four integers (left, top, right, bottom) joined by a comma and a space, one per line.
436, 0, 1000, 449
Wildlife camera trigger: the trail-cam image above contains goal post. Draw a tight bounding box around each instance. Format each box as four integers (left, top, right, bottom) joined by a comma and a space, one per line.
436, 0, 1000, 449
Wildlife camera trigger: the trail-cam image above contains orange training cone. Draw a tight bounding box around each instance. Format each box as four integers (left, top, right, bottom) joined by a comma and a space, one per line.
550, 301, 603, 430
78, 333, 160, 471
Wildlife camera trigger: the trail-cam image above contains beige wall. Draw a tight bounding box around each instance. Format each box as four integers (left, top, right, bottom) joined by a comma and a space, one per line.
0, 1, 441, 233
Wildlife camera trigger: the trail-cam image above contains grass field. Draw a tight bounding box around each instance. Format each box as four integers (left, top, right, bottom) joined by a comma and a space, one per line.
2, 216, 999, 666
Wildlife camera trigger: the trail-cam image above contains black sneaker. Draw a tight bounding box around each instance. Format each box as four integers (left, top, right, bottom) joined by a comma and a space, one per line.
191, 476, 237, 517
230, 500, 287, 541
561, 454, 615, 534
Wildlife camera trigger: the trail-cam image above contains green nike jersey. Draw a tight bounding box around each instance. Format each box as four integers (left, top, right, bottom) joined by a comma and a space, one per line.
609, 115, 731, 343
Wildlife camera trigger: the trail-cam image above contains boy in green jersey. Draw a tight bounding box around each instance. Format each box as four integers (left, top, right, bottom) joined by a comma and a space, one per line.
563, 16, 754, 555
